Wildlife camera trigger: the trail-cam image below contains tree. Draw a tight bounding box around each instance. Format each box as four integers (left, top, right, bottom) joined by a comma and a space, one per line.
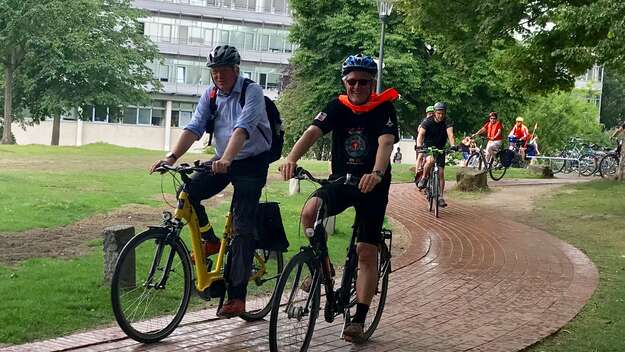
600, 66, 625, 128
279, 0, 527, 156
0, 0, 160, 145
520, 91, 603, 155
399, 0, 625, 92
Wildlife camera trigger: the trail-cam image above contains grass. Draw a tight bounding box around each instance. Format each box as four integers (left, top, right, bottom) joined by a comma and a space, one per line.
524, 180, 625, 352
0, 144, 354, 344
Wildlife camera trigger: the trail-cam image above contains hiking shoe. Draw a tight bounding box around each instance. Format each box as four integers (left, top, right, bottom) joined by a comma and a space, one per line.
217, 299, 246, 318
417, 177, 428, 190
190, 240, 221, 265
342, 322, 365, 343
438, 198, 447, 208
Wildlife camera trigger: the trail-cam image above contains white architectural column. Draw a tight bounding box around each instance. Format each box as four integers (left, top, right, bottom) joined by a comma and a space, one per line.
76, 118, 84, 146
164, 100, 173, 151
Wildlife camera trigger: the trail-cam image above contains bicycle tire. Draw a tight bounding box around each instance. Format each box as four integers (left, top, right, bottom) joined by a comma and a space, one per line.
466, 153, 485, 170
432, 171, 440, 218
488, 155, 507, 181
579, 153, 598, 177
599, 154, 620, 178
111, 228, 192, 343
551, 152, 566, 174
427, 178, 434, 212
240, 249, 284, 321
269, 250, 320, 352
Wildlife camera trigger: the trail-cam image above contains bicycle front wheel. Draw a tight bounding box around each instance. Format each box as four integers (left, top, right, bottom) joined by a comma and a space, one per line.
269, 250, 320, 352
432, 171, 440, 218
111, 228, 192, 343
488, 156, 508, 181
466, 153, 485, 170
240, 249, 284, 321
579, 153, 597, 177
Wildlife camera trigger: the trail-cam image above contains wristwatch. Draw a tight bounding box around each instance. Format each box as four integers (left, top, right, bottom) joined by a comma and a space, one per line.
372, 170, 384, 180
165, 151, 178, 161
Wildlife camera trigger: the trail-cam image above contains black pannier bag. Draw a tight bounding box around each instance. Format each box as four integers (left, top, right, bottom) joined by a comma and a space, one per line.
499, 149, 515, 168
255, 201, 289, 252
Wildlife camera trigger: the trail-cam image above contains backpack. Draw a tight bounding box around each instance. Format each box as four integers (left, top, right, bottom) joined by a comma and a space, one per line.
205, 78, 284, 163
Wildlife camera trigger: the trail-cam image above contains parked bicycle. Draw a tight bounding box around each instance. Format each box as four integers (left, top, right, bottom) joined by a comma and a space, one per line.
599, 139, 622, 178
110, 161, 284, 343
268, 167, 392, 351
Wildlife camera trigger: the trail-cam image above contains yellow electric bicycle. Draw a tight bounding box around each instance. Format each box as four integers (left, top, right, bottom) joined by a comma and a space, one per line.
110, 161, 284, 343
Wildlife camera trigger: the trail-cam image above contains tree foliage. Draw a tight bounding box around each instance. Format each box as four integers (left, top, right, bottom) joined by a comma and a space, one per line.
399, 0, 625, 92
0, 0, 161, 144
600, 66, 625, 129
279, 0, 527, 156
520, 91, 604, 154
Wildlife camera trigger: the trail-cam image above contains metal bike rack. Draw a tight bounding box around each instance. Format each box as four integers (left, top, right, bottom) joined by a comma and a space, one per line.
526, 155, 583, 176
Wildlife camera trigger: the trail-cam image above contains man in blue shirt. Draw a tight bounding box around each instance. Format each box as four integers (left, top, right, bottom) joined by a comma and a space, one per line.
150, 45, 271, 317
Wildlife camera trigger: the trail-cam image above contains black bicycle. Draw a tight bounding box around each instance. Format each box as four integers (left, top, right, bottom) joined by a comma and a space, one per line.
268, 168, 392, 351
599, 139, 622, 178
465, 137, 510, 181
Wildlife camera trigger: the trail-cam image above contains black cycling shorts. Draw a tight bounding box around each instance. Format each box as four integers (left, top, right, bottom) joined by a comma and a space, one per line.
423, 144, 446, 168
311, 181, 390, 245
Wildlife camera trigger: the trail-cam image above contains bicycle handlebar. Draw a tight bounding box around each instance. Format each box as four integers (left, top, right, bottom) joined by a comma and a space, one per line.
416, 146, 458, 155
156, 160, 213, 175
293, 167, 360, 188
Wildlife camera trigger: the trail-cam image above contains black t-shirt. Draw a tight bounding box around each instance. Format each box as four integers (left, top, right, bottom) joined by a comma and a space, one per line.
421, 117, 453, 148
621, 121, 625, 129
312, 99, 399, 181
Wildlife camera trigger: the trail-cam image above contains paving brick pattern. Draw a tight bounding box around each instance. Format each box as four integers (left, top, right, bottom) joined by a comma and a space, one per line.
2, 183, 597, 352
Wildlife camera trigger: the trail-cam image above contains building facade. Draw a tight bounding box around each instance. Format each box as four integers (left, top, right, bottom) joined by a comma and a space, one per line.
13, 0, 294, 152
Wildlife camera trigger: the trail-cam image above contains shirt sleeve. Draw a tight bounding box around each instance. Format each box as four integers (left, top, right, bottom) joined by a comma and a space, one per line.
379, 102, 400, 143
311, 100, 338, 134
233, 83, 266, 138
445, 118, 454, 128
184, 87, 211, 139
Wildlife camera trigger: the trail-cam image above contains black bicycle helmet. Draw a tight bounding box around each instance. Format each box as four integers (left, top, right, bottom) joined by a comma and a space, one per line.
434, 102, 447, 111
341, 54, 378, 76
207, 45, 241, 68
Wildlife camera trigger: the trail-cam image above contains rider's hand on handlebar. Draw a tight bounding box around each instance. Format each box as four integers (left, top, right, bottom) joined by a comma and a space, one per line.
212, 158, 231, 174
149, 157, 175, 174
280, 160, 298, 180
449, 145, 459, 152
359, 173, 381, 193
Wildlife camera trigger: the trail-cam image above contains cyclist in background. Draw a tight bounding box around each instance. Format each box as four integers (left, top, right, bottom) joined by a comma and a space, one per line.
472, 111, 503, 163
280, 53, 399, 342
415, 105, 435, 180
508, 117, 529, 150
416, 102, 457, 208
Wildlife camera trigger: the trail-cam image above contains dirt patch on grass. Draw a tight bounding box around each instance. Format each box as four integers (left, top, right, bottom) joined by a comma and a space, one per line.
0, 191, 230, 266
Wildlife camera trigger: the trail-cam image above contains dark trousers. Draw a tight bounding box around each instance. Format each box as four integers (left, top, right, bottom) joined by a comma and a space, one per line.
183, 157, 268, 300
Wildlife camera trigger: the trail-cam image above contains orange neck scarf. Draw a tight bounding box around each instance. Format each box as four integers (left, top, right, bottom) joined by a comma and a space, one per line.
338, 88, 399, 114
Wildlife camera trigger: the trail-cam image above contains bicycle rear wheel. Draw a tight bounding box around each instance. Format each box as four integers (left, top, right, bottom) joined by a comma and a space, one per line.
111, 228, 192, 343
551, 153, 566, 174
466, 153, 485, 170
240, 249, 284, 321
599, 154, 619, 178
269, 251, 320, 352
579, 153, 598, 177
346, 242, 391, 341
488, 155, 508, 181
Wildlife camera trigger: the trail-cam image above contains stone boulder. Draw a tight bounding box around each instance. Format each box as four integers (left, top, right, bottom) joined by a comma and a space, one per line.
456, 168, 488, 192
528, 164, 554, 178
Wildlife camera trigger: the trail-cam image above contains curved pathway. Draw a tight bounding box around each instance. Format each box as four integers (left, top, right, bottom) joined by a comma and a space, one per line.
1, 183, 598, 352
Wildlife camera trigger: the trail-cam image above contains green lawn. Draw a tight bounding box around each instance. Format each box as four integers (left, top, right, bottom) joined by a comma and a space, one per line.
524, 181, 625, 352
0, 144, 354, 344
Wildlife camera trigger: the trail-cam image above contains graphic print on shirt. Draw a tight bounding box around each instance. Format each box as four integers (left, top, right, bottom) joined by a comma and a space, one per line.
344, 128, 367, 165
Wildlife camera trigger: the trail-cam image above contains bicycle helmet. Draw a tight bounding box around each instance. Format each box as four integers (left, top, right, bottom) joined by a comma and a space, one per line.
434, 102, 447, 111
515, 116, 524, 122
426, 105, 435, 113
207, 45, 241, 68
341, 54, 378, 76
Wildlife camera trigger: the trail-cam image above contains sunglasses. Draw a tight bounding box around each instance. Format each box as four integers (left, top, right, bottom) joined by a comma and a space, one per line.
345, 79, 372, 87
489, 117, 497, 120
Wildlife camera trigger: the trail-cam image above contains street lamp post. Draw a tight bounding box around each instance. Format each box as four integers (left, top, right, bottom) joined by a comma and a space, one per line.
376, 0, 394, 93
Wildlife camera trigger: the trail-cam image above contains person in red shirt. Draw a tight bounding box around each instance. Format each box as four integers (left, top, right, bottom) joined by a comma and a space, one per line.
472, 111, 503, 162
508, 117, 529, 149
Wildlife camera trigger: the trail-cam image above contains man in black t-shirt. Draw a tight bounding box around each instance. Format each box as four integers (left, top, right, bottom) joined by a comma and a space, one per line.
281, 54, 399, 343
416, 102, 457, 208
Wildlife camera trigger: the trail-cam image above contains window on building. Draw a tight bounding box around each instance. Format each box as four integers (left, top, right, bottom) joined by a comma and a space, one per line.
178, 25, 188, 44
176, 66, 186, 84
242, 71, 252, 79
138, 108, 151, 125
218, 30, 229, 46
189, 27, 203, 44
94, 105, 108, 122
230, 31, 245, 49
200, 68, 212, 85
273, 0, 286, 14
266, 73, 280, 90
259, 73, 267, 89
269, 35, 285, 53
260, 34, 270, 52
179, 111, 192, 126
190, 0, 206, 5
244, 32, 255, 51
187, 65, 201, 84
204, 29, 214, 45
109, 106, 123, 123
161, 24, 171, 43
123, 107, 138, 124
151, 109, 164, 126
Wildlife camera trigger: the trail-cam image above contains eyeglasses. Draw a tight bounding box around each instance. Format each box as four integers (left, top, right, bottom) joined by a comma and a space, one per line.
345, 79, 372, 87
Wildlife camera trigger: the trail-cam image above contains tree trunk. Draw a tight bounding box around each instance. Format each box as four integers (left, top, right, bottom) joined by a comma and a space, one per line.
51, 114, 61, 145
2, 60, 13, 144
617, 144, 625, 181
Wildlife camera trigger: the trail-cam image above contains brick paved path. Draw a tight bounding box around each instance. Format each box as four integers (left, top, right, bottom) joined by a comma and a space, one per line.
2, 183, 597, 352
